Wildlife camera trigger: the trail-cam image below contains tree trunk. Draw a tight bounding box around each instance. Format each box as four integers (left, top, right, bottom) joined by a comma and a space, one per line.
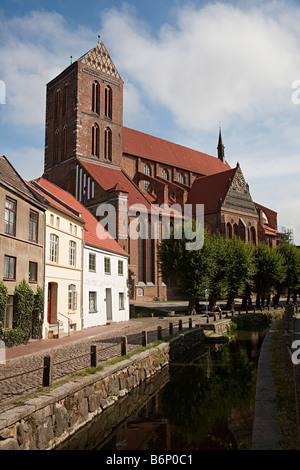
226, 294, 235, 311
188, 298, 198, 315
256, 293, 261, 308
209, 295, 217, 312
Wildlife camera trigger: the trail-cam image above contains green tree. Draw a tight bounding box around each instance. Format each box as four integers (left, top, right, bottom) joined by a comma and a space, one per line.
275, 243, 300, 305
158, 224, 215, 315
224, 236, 255, 311
208, 233, 229, 311
253, 244, 286, 308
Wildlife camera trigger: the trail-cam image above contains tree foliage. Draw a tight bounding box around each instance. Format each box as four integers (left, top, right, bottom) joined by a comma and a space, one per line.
158, 222, 300, 310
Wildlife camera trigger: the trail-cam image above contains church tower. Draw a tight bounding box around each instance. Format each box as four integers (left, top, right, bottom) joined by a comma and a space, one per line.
44, 41, 123, 193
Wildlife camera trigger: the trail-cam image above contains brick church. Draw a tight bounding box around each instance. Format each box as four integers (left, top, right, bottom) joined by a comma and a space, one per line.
43, 40, 279, 301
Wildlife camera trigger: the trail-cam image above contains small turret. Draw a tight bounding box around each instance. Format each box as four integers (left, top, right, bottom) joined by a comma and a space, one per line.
217, 125, 225, 163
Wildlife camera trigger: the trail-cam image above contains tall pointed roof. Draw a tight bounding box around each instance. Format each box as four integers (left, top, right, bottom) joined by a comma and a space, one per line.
217, 126, 225, 163
78, 41, 121, 80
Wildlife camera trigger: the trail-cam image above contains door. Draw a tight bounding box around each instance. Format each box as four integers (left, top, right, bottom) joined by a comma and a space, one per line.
106, 288, 112, 322
47, 282, 58, 324
47, 283, 52, 323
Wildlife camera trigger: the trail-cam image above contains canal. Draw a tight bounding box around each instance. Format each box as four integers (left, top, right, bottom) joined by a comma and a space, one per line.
58, 329, 267, 451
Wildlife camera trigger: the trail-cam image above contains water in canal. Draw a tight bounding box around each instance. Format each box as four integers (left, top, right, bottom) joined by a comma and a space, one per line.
58, 329, 266, 451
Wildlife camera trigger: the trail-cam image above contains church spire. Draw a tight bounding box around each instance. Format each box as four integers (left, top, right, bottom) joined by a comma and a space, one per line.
217, 124, 225, 163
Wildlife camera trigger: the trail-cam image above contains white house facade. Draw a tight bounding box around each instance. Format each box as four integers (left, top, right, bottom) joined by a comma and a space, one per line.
83, 244, 129, 329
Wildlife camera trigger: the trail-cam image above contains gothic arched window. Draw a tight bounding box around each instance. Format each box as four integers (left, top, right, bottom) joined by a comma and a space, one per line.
62, 125, 67, 159
178, 173, 185, 184
144, 164, 151, 176
92, 123, 100, 157
92, 81, 100, 115
104, 127, 112, 161
105, 86, 112, 119
162, 168, 169, 180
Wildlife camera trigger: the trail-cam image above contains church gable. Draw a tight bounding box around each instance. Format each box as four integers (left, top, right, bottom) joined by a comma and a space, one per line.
222, 164, 257, 215
80, 42, 121, 79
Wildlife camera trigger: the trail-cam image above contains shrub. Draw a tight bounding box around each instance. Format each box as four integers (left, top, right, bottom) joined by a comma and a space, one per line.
0, 282, 8, 330
33, 286, 44, 339
13, 280, 34, 342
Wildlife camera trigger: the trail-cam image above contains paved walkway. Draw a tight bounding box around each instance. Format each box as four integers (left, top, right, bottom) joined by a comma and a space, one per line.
252, 320, 282, 450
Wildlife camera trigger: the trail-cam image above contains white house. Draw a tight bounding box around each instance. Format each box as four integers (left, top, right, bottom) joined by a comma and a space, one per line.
28, 177, 129, 336
83, 244, 128, 328
27, 178, 85, 338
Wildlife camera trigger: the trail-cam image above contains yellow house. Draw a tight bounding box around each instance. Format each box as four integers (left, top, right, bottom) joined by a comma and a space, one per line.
28, 180, 85, 338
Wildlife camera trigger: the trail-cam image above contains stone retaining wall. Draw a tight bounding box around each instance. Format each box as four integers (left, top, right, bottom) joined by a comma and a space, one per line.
202, 319, 231, 335
0, 328, 205, 450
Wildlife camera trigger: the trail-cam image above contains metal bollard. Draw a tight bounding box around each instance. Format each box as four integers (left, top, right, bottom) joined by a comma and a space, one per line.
157, 325, 162, 340
121, 336, 128, 356
142, 330, 147, 347
91, 344, 98, 367
43, 355, 53, 387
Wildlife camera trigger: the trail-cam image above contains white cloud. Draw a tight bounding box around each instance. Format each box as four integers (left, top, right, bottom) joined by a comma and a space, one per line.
100, 1, 300, 131
0, 10, 94, 128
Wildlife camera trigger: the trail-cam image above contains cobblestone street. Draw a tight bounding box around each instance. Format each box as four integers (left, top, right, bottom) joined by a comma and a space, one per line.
0, 313, 196, 410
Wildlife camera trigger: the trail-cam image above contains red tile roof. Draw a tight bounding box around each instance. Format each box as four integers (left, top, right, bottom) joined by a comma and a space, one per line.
187, 167, 237, 212
79, 159, 153, 212
27, 178, 128, 256
123, 127, 231, 176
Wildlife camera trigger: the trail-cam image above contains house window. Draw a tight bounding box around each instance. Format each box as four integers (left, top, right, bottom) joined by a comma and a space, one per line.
104, 127, 112, 161
69, 223, 73, 233
105, 85, 112, 119
178, 173, 185, 184
162, 169, 169, 180
69, 241, 76, 266
144, 181, 151, 193
144, 164, 151, 176
119, 292, 125, 310
29, 261, 38, 282
4, 296, 14, 329
5, 197, 16, 236
29, 210, 38, 242
56, 217, 60, 228
3, 255, 16, 280
118, 260, 123, 276
89, 253, 96, 272
50, 234, 58, 263
89, 292, 97, 313
104, 257, 111, 275
68, 284, 77, 311
92, 123, 100, 157
92, 81, 100, 114
50, 214, 54, 225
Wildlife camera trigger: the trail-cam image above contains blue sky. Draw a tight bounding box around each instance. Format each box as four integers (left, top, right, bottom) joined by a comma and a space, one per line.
1, 0, 300, 243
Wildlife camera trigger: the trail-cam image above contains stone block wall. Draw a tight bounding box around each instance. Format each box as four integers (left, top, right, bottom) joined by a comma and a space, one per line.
0, 328, 205, 450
